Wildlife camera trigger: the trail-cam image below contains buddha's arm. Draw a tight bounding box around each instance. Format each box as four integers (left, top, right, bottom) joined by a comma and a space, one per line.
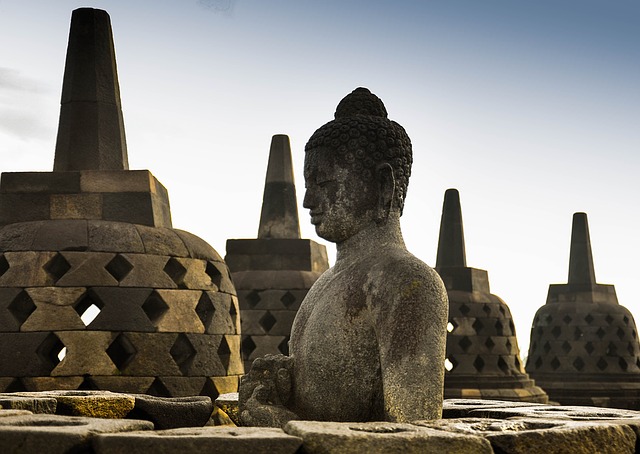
373, 262, 448, 422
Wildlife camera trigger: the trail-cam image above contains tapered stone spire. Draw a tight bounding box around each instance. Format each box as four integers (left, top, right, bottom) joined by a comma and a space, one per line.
436, 189, 547, 403
568, 212, 596, 285
258, 135, 300, 239
54, 8, 128, 171
436, 189, 466, 268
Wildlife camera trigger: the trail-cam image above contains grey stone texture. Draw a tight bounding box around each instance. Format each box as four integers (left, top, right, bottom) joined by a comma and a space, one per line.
0, 7, 242, 400
127, 395, 213, 429
226, 135, 329, 372
526, 212, 640, 408
239, 88, 448, 426
436, 189, 547, 403
94, 427, 303, 454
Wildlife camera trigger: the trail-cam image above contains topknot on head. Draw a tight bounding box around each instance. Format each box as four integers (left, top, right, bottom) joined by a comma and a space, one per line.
334, 87, 388, 119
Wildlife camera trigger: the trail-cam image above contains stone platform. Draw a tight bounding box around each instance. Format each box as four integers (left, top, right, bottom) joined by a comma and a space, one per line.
2, 394, 640, 452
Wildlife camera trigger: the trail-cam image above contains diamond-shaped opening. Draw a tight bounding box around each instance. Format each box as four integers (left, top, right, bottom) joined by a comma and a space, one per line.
617, 327, 625, 340
105, 254, 133, 282
0, 254, 9, 277
472, 319, 484, 334
606, 342, 618, 355
195, 292, 215, 328
4, 378, 26, 393
637, 358, 640, 369
164, 258, 187, 288
545, 314, 553, 324
458, 336, 472, 352
619, 357, 628, 371
550, 357, 561, 370
605, 314, 614, 325
57, 347, 67, 362
106, 333, 137, 371
444, 356, 457, 372
551, 326, 561, 338
8, 290, 36, 325
585, 314, 594, 325
241, 336, 257, 360
459, 304, 470, 316
497, 356, 509, 374
142, 291, 169, 325
485, 337, 496, 351
508, 321, 515, 334
482, 304, 491, 316
543, 341, 551, 354
585, 341, 595, 355
628, 342, 636, 356
574, 327, 583, 340
218, 337, 231, 371
78, 377, 99, 390
536, 327, 543, 337
36, 333, 65, 371
561, 341, 572, 354
596, 327, 606, 339
205, 262, 223, 288
514, 357, 521, 370
146, 378, 171, 397
259, 311, 277, 333
562, 315, 572, 324
534, 356, 543, 369
507, 339, 515, 351
495, 320, 504, 336
499, 306, 506, 317
170, 333, 197, 375
597, 357, 608, 371
44, 253, 71, 283
278, 336, 290, 355
573, 357, 585, 371
246, 290, 261, 308
74, 292, 104, 327
633, 330, 638, 340
623, 316, 630, 326
280, 291, 296, 309
472, 356, 485, 372
447, 320, 457, 333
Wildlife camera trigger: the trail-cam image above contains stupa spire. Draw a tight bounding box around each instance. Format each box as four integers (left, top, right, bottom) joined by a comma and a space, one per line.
257, 134, 300, 239
568, 212, 596, 285
436, 188, 467, 268
53, 8, 128, 171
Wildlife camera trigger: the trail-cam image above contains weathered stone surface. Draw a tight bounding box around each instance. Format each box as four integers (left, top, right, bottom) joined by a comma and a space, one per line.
0, 252, 57, 287
0, 409, 33, 417
32, 220, 89, 251
415, 417, 636, 454
0, 288, 29, 331
94, 426, 302, 454
88, 221, 144, 253
21, 376, 84, 391
0, 394, 57, 413
86, 287, 156, 331
135, 225, 189, 257
127, 395, 213, 429
442, 398, 545, 418
0, 193, 50, 225
284, 421, 491, 454
10, 390, 136, 418
89, 376, 155, 394
119, 333, 182, 376
21, 287, 86, 331
0, 333, 61, 376
50, 193, 103, 220
0, 221, 42, 251
174, 230, 224, 262
116, 254, 176, 288
0, 172, 81, 194
240, 89, 448, 426
56, 251, 118, 286
52, 331, 118, 376
0, 414, 152, 453
154, 290, 203, 333
216, 392, 240, 426
198, 291, 239, 335
467, 404, 640, 421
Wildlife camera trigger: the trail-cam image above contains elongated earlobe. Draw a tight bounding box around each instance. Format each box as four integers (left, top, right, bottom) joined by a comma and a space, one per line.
376, 163, 395, 223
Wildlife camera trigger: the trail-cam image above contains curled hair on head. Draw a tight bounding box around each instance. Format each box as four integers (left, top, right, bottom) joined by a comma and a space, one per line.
305, 87, 412, 214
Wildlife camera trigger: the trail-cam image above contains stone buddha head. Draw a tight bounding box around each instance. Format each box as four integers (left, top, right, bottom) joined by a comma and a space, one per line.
303, 87, 413, 243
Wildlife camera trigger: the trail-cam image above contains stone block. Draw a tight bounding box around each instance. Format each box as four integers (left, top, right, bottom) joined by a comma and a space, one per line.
231, 270, 307, 290
80, 170, 156, 193
88, 287, 156, 331
127, 395, 213, 429
134, 225, 188, 257
284, 421, 492, 454
50, 193, 103, 220
242, 335, 288, 368
215, 392, 239, 425
31, 220, 89, 251
174, 229, 223, 262
242, 310, 294, 336
180, 334, 229, 376
0, 221, 44, 251
117, 254, 176, 288
0, 193, 50, 225
0, 395, 57, 414
151, 377, 208, 398
204, 377, 239, 399
13, 390, 135, 419
94, 426, 303, 454
52, 331, 119, 376
88, 220, 144, 253
468, 404, 640, 421
154, 290, 204, 333
0, 171, 81, 194
0, 288, 27, 331
101, 192, 162, 227
21, 377, 84, 391
0, 413, 152, 453
89, 377, 155, 394
55, 251, 118, 286
204, 261, 235, 294
0, 409, 32, 417
21, 287, 86, 331
198, 291, 239, 335
166, 257, 219, 290
222, 335, 243, 376
0, 378, 24, 393
237, 289, 307, 311
0, 252, 57, 287
0, 332, 60, 376
120, 333, 182, 376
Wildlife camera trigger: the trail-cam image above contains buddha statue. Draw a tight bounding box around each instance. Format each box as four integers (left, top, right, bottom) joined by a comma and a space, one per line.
239, 88, 448, 426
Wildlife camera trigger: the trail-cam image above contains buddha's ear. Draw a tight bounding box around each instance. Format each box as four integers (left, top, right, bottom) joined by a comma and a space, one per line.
376, 163, 395, 223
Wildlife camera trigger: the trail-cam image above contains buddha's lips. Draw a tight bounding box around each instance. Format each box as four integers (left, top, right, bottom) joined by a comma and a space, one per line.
309, 212, 323, 224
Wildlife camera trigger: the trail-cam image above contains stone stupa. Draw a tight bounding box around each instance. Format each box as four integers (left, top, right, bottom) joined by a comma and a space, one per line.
526, 212, 640, 408
436, 189, 547, 402
225, 135, 329, 371
0, 8, 243, 398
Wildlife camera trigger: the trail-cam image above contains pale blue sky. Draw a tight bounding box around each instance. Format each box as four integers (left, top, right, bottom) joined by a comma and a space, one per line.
0, 0, 638, 356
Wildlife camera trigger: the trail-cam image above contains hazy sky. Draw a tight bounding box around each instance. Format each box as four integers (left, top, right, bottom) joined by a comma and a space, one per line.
0, 0, 638, 358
